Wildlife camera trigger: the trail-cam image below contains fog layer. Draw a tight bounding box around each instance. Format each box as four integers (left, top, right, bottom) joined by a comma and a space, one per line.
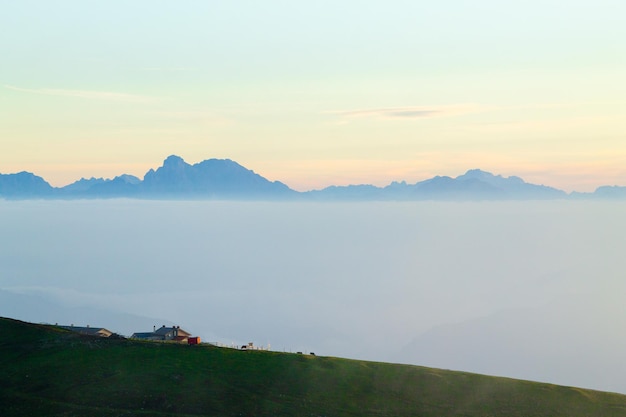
1, 200, 624, 393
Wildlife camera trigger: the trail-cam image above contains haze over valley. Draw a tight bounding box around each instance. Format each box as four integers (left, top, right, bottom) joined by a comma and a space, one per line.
2, 199, 624, 394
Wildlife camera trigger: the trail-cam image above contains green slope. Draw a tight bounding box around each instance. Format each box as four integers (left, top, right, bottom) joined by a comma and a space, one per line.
1, 317, 625, 416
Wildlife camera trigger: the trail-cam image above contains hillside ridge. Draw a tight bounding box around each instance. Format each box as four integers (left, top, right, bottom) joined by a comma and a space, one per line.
2, 317, 626, 417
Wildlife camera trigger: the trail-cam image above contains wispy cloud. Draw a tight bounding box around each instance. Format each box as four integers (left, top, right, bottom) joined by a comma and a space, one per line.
330, 104, 481, 122
138, 67, 197, 72
4, 85, 157, 103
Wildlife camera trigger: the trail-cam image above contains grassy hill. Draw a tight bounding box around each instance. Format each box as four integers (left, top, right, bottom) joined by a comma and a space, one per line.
2, 317, 626, 416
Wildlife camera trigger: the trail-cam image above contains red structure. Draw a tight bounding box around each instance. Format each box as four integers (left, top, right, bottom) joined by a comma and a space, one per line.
188, 336, 201, 345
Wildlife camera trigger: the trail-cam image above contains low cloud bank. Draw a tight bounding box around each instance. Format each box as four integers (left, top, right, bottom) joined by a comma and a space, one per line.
1, 200, 624, 393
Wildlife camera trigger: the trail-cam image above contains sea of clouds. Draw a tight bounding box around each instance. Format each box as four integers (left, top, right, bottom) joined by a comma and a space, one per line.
1, 199, 625, 393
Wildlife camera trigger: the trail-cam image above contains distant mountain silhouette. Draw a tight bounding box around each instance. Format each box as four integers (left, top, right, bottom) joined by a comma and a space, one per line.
454, 169, 565, 199
61, 177, 108, 193
0, 157, 623, 200
592, 185, 626, 199
0, 171, 54, 198
141, 155, 294, 198
307, 169, 566, 200
306, 184, 385, 200
60, 175, 141, 198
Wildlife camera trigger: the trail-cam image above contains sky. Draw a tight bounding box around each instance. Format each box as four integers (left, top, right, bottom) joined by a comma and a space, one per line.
1, 1, 626, 191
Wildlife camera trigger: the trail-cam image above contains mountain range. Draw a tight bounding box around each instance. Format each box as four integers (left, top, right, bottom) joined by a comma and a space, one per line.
1, 155, 624, 200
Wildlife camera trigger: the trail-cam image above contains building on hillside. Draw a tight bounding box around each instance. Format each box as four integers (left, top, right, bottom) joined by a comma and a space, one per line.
58, 325, 113, 338
131, 325, 192, 343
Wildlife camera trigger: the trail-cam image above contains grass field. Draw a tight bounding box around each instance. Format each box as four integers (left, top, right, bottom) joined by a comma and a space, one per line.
2, 316, 626, 416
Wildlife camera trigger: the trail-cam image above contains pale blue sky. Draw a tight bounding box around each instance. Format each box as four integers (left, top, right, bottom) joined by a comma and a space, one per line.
1, 1, 625, 190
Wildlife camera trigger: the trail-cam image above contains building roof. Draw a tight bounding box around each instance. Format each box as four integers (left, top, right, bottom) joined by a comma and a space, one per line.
58, 325, 113, 337
130, 332, 157, 339
153, 326, 191, 337
131, 326, 192, 341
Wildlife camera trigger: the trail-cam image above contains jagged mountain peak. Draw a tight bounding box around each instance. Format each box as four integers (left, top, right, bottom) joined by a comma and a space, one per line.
0, 171, 54, 197
456, 169, 525, 186
140, 155, 294, 198
114, 174, 141, 185
163, 154, 187, 166
459, 168, 495, 178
